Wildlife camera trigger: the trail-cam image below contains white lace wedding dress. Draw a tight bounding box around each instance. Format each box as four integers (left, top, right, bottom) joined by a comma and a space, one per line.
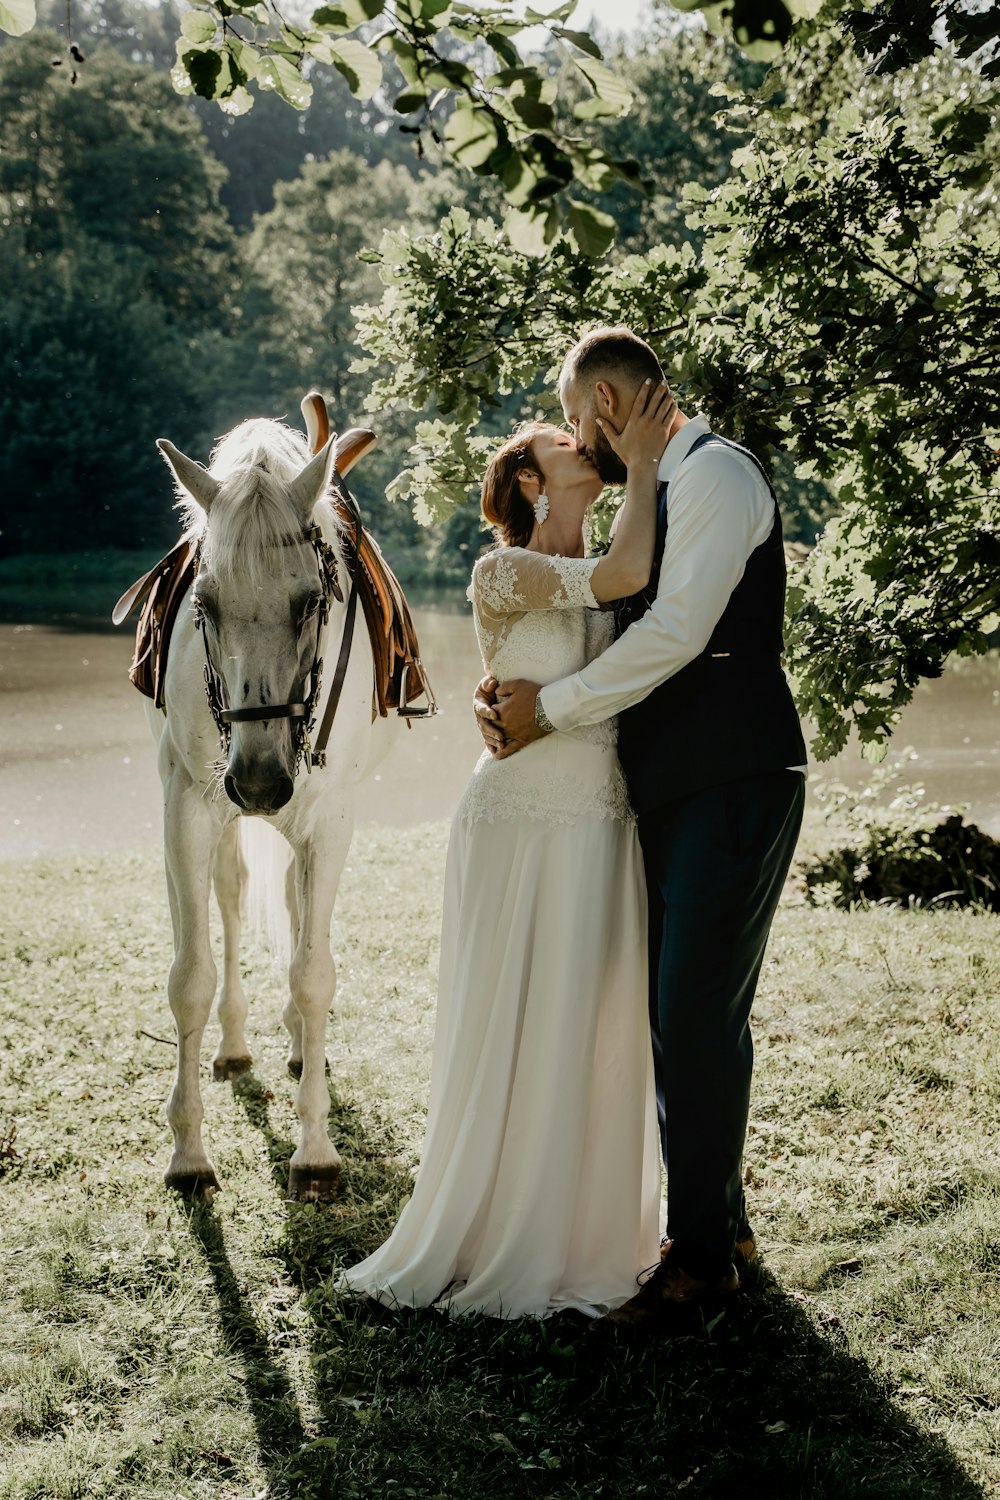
340, 548, 661, 1318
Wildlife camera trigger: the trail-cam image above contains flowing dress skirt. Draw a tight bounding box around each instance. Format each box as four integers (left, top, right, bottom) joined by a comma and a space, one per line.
340, 801, 661, 1319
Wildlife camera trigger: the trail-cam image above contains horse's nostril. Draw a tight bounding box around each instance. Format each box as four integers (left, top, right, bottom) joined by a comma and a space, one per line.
224, 773, 247, 809
270, 777, 294, 810
224, 770, 294, 814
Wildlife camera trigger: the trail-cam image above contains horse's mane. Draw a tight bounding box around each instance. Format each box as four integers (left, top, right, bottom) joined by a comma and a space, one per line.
176, 418, 344, 585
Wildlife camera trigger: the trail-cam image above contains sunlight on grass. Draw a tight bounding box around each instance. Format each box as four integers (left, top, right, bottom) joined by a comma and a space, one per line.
1, 819, 998, 1498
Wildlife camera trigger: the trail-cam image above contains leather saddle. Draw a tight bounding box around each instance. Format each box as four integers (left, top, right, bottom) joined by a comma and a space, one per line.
113, 395, 435, 720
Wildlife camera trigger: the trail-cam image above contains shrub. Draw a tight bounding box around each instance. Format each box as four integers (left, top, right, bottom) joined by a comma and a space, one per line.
803, 755, 1000, 910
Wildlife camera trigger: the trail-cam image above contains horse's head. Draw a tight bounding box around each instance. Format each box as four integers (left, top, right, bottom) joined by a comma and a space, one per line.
157, 419, 348, 815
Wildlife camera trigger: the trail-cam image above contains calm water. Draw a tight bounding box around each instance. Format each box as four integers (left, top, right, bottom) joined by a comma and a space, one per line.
1, 616, 998, 859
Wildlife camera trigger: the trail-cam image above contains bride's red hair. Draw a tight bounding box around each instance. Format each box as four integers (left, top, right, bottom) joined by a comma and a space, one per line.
481, 423, 555, 548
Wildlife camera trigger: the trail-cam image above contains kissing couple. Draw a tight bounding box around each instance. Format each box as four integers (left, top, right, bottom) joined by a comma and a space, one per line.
340, 325, 807, 1329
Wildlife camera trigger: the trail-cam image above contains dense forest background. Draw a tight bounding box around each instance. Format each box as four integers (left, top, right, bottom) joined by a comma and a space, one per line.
0, 0, 831, 595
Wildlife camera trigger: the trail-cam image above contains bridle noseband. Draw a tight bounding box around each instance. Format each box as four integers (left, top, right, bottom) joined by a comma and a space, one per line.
193, 476, 363, 775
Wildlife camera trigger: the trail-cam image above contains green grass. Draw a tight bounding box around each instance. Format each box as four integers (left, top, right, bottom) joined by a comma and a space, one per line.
1, 822, 998, 1499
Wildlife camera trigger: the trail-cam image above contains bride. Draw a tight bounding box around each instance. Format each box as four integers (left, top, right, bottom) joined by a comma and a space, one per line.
339, 382, 676, 1318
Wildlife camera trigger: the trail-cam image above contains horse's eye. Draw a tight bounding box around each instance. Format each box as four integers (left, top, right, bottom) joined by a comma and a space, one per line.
298, 594, 324, 630
193, 593, 215, 626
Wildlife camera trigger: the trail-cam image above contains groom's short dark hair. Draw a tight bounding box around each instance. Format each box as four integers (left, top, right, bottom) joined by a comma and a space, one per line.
562, 326, 665, 390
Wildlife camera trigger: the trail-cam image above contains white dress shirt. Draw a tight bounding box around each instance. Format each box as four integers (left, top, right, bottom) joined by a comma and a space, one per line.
539, 415, 789, 735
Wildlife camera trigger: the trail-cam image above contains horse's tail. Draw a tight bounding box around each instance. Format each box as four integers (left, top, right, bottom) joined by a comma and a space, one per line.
239, 818, 293, 960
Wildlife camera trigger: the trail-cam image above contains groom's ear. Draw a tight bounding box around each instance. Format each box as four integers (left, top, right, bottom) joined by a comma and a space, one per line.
595, 379, 617, 420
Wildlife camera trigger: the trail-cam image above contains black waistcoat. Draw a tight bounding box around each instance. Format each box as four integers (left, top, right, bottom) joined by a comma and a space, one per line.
615, 432, 807, 815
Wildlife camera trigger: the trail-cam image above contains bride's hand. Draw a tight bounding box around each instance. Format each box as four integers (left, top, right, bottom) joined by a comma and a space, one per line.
598, 380, 676, 479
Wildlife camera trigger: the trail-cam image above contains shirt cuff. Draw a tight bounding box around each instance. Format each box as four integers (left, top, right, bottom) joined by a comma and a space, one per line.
537, 676, 581, 734
534, 694, 558, 734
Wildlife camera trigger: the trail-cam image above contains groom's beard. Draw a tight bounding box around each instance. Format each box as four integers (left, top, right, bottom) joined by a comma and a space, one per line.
592, 425, 628, 485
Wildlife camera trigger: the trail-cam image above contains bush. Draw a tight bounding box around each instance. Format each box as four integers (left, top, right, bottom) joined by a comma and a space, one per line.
803, 755, 1000, 911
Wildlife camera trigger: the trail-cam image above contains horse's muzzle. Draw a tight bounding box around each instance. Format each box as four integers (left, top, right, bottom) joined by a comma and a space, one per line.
224, 769, 295, 815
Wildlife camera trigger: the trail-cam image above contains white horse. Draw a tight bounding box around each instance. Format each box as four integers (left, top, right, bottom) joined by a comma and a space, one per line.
149, 411, 396, 1202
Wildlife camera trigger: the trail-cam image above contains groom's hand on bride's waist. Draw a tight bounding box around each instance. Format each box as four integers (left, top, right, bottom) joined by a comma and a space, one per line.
474, 673, 506, 755
493, 679, 547, 758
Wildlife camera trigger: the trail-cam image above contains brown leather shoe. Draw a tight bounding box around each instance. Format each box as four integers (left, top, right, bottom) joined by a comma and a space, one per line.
605, 1255, 740, 1328
660, 1233, 757, 1264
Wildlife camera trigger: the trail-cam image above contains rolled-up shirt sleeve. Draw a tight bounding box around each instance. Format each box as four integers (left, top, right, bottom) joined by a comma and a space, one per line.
539, 448, 774, 732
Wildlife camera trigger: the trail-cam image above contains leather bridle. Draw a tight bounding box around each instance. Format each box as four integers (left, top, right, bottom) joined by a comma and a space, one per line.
194, 473, 362, 776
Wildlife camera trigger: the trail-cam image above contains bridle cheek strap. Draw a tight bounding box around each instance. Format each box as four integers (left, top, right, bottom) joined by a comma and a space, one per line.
310, 498, 362, 770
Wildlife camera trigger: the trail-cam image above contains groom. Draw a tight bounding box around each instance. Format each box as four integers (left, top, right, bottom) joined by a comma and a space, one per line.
481, 325, 807, 1325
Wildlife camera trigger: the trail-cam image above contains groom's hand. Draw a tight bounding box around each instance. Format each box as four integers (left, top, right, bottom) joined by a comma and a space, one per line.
493, 679, 546, 758
474, 674, 505, 754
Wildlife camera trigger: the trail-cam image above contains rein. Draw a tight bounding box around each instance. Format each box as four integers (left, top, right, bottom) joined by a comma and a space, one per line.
195, 477, 363, 775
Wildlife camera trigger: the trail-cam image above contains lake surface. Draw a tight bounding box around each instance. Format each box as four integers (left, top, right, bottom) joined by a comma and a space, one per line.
1, 615, 998, 859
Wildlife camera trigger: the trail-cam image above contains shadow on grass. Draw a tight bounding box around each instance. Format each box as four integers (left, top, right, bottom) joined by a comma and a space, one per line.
182, 1203, 307, 1483
231, 1072, 295, 1194
296, 1103, 992, 1498
190, 1083, 987, 1499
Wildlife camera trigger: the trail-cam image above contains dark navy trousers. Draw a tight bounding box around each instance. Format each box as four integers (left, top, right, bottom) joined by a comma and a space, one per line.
640, 769, 805, 1280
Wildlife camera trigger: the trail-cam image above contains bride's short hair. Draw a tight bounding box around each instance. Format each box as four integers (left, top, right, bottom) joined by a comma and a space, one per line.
481, 423, 557, 549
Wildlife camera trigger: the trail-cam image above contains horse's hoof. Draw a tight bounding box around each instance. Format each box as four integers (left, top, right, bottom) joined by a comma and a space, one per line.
164, 1168, 220, 1204
286, 1163, 341, 1203
286, 1057, 330, 1081
213, 1056, 253, 1082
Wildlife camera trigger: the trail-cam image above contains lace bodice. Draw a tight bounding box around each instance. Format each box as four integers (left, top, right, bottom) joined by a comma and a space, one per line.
459, 548, 632, 829
471, 549, 602, 665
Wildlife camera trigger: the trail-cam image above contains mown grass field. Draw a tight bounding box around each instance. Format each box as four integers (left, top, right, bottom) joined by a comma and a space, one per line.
1, 818, 998, 1499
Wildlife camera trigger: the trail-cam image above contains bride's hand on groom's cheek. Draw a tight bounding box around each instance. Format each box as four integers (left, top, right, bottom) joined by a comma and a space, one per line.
474, 674, 505, 755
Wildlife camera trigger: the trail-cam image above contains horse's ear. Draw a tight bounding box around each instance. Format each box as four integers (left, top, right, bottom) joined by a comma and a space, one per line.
301, 390, 331, 455
289, 434, 338, 521
333, 427, 377, 476
157, 439, 221, 513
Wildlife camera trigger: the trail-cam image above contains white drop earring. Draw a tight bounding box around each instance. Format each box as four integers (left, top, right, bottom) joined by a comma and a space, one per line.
533, 492, 549, 525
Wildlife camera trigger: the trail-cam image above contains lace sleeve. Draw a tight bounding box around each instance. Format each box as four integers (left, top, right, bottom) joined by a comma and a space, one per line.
472, 549, 600, 616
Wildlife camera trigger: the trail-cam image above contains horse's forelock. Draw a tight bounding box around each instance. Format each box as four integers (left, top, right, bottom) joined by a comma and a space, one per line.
198, 419, 342, 584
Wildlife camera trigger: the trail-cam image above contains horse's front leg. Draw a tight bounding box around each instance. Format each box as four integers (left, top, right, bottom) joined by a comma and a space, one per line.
163, 781, 224, 1199
286, 830, 351, 1202
282, 853, 304, 1079
212, 820, 253, 1081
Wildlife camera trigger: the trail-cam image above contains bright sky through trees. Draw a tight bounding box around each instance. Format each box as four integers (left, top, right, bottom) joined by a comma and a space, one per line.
564, 0, 651, 35
510, 0, 653, 45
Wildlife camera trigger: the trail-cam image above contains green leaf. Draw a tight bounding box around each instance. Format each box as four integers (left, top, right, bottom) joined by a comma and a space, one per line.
524, 0, 575, 21
327, 36, 382, 97
382, 32, 420, 84
0, 0, 34, 36
395, 0, 451, 29
566, 198, 616, 258
256, 54, 312, 109
180, 9, 217, 45
551, 26, 602, 59
486, 30, 520, 67
313, 0, 385, 27
393, 85, 429, 113
183, 46, 224, 99
572, 55, 632, 118
503, 204, 560, 256
170, 52, 196, 95
507, 92, 554, 129
219, 84, 255, 114
444, 104, 500, 170
234, 37, 259, 71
